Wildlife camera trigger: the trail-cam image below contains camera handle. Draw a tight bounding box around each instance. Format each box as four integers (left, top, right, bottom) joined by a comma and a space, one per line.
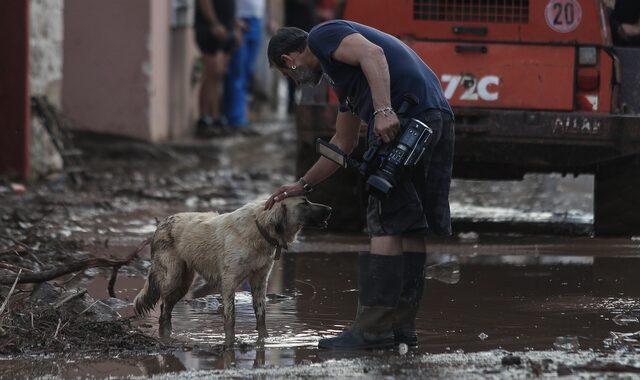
396, 94, 419, 118
364, 93, 420, 163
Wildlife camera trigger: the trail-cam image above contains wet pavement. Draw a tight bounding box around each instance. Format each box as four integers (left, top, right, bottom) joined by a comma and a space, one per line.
3, 234, 640, 378
2, 118, 640, 378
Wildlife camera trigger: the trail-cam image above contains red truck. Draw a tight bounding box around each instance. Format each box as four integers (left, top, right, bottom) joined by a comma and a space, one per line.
295, 0, 640, 235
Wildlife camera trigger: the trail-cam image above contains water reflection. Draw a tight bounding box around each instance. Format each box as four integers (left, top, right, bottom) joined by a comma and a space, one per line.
3, 237, 640, 378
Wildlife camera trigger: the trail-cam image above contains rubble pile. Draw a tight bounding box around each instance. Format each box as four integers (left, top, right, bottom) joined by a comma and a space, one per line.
0, 282, 163, 355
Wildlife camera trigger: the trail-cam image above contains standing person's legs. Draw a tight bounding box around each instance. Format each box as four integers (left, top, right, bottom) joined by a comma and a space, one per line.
198, 50, 229, 136
201, 51, 229, 122
394, 236, 427, 346
225, 17, 262, 129
318, 235, 403, 350
243, 17, 263, 89
393, 110, 454, 345
224, 35, 248, 128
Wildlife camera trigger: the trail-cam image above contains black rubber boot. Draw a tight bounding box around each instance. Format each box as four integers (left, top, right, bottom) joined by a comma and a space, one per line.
318, 253, 403, 350
393, 251, 426, 346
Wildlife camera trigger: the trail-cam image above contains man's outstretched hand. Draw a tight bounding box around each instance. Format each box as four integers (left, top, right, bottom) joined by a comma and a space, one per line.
264, 181, 305, 210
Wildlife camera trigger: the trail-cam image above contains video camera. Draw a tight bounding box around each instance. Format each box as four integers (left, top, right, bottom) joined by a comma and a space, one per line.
316, 94, 433, 199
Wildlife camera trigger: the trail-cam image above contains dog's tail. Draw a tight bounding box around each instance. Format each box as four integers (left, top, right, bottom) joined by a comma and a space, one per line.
134, 270, 160, 317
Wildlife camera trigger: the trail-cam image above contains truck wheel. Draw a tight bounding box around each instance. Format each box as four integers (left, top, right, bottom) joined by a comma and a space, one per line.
594, 155, 640, 236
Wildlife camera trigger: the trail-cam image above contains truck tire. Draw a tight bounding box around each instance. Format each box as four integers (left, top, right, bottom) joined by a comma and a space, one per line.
594, 155, 640, 236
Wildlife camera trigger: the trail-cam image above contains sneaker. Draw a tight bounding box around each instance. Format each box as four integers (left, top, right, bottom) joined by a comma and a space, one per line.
196, 116, 223, 138
238, 127, 260, 137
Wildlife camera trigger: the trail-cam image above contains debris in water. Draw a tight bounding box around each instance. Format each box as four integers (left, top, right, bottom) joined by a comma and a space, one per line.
604, 331, 640, 351
11, 183, 26, 194
612, 313, 639, 326
501, 354, 521, 366
478, 332, 488, 340
425, 261, 460, 284
457, 231, 479, 242
553, 336, 580, 352
101, 297, 130, 310
398, 343, 408, 355
557, 363, 573, 376
189, 295, 221, 310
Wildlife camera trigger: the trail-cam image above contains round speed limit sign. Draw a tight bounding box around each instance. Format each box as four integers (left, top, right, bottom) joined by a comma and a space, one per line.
545, 0, 582, 33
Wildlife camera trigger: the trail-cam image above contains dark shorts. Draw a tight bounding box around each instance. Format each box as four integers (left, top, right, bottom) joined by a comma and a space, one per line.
366, 109, 455, 237
195, 25, 235, 55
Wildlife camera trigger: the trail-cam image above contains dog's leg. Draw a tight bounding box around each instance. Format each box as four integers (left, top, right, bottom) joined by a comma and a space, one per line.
221, 282, 236, 347
159, 261, 194, 338
249, 266, 271, 339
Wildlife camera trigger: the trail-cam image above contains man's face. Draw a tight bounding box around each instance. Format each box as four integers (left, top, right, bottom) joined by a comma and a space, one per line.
284, 65, 324, 87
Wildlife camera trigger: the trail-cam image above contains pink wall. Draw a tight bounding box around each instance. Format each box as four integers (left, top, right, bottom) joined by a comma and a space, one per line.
63, 0, 170, 141
149, 0, 170, 141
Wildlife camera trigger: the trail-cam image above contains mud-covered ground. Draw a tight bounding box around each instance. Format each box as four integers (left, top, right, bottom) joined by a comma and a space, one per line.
2, 118, 640, 379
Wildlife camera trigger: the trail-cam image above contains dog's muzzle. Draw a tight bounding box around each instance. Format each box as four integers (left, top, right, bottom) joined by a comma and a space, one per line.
305, 204, 332, 229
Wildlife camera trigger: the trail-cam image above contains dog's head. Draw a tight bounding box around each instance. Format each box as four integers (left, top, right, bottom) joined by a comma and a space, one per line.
262, 196, 332, 243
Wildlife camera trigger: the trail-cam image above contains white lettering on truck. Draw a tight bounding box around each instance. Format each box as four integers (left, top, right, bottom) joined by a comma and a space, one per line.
441, 74, 500, 101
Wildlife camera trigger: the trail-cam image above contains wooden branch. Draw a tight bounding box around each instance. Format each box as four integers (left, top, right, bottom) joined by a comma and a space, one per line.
108, 266, 119, 298
53, 288, 88, 309
0, 245, 28, 257
0, 235, 30, 257
0, 238, 150, 286
0, 262, 33, 273
0, 269, 22, 316
0, 235, 30, 250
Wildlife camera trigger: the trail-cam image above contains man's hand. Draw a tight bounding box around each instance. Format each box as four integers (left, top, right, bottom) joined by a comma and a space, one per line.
210, 23, 228, 41
374, 112, 401, 143
264, 181, 305, 210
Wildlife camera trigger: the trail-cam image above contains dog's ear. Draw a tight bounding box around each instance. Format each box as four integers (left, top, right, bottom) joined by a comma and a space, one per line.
274, 204, 287, 235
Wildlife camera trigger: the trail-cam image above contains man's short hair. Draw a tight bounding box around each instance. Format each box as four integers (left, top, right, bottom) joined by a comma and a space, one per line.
267, 27, 309, 69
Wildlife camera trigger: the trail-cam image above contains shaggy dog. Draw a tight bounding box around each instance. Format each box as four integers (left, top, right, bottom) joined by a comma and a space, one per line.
134, 196, 331, 346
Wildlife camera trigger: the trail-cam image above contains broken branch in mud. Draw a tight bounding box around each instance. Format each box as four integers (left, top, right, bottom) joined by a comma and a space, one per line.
0, 270, 22, 316
53, 289, 88, 309
0, 245, 28, 257
0, 262, 33, 273
0, 235, 30, 257
0, 238, 151, 298
0, 270, 22, 335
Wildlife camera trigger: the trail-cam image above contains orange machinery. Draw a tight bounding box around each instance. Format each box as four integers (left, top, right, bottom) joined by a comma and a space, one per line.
295, 0, 640, 235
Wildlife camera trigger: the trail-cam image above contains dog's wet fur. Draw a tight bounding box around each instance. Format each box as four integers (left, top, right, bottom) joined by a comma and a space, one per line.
134, 196, 331, 346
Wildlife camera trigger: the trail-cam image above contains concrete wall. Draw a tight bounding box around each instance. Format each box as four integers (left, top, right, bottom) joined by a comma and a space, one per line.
59, 0, 283, 142
30, 0, 64, 178
150, 0, 171, 140
62, 0, 170, 141
30, 0, 64, 101
168, 0, 200, 138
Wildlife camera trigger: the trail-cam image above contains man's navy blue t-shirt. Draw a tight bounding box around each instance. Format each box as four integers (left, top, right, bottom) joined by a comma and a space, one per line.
307, 20, 453, 124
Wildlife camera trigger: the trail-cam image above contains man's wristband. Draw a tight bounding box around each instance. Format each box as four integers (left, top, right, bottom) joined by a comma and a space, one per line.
298, 177, 313, 193
373, 106, 394, 118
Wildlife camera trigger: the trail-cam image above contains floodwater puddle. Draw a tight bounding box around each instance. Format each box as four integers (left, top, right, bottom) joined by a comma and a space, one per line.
2, 235, 640, 378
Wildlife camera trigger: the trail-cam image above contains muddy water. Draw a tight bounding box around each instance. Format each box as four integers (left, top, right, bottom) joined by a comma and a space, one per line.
3, 234, 639, 379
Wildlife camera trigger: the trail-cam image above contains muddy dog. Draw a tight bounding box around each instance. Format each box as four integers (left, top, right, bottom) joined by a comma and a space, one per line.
134, 196, 331, 346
